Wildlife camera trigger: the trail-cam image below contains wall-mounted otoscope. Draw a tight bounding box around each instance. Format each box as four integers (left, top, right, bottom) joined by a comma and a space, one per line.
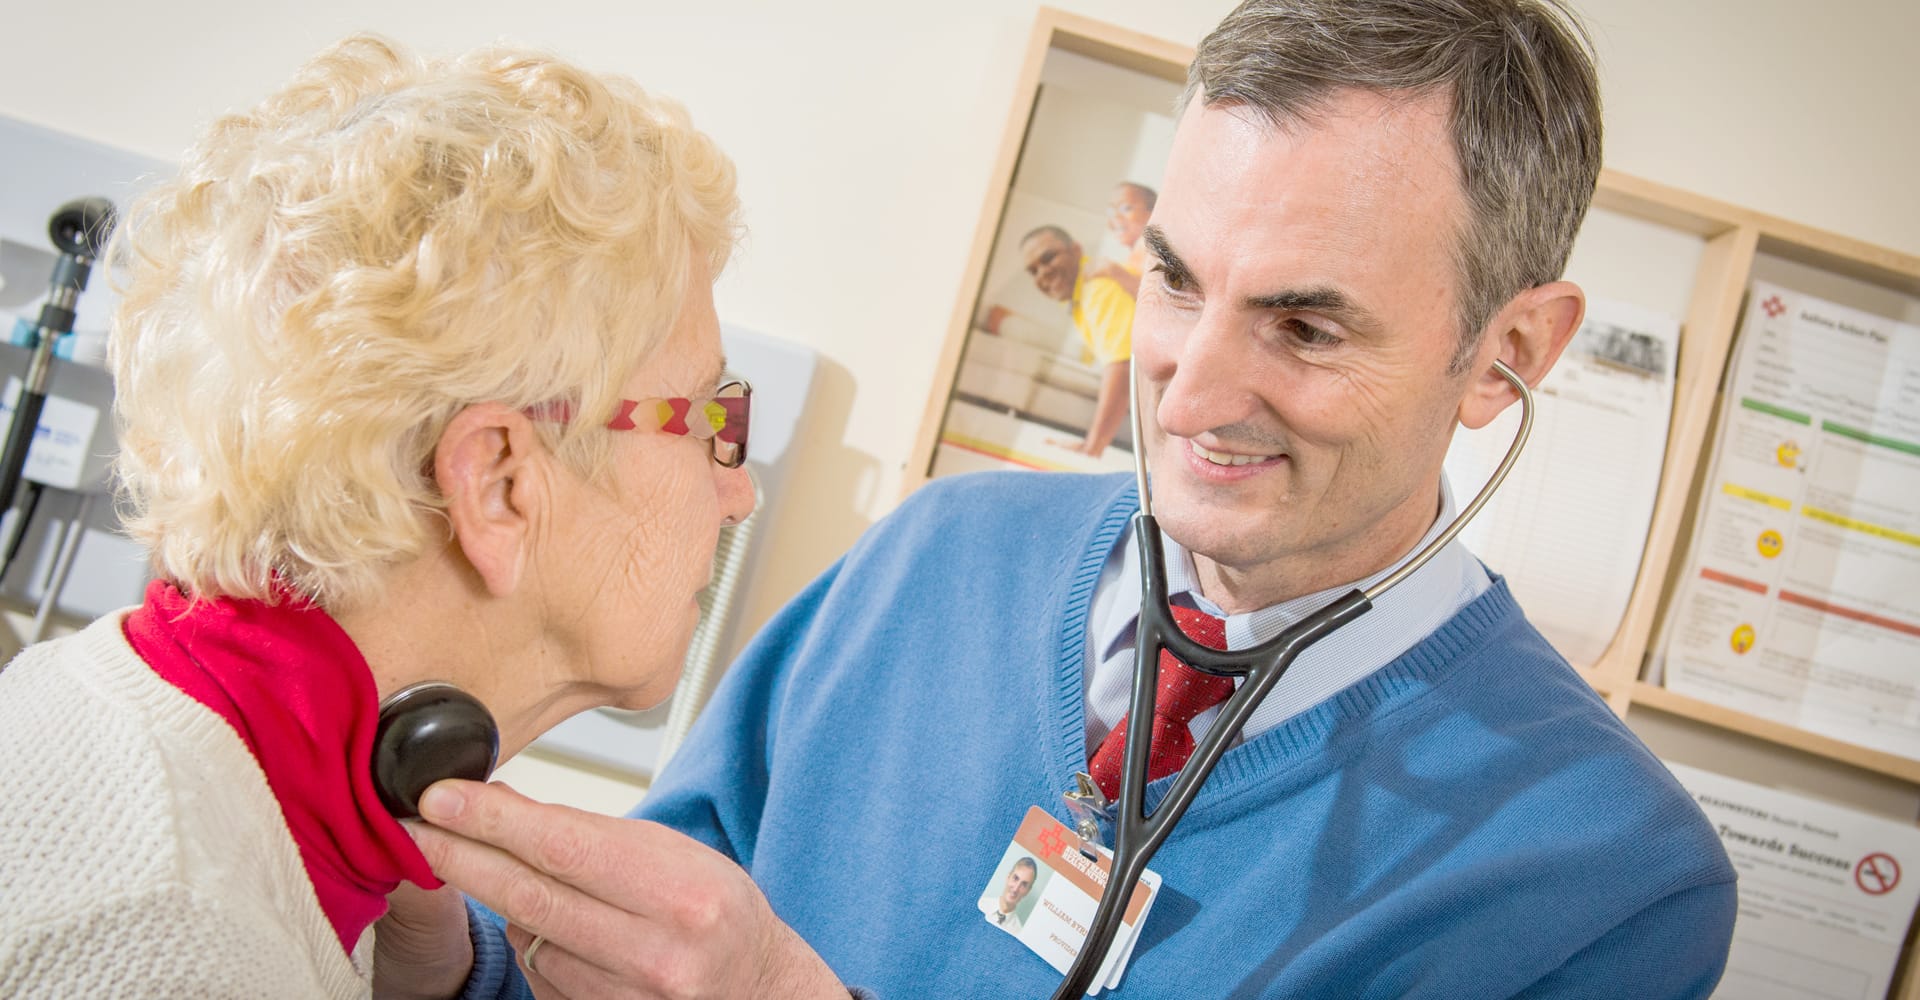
0, 197, 116, 516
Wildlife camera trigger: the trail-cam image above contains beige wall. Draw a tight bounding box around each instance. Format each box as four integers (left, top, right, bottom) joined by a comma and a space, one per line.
5, 1, 1915, 656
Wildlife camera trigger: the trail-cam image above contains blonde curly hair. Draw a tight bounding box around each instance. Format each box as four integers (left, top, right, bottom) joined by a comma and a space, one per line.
109, 34, 740, 610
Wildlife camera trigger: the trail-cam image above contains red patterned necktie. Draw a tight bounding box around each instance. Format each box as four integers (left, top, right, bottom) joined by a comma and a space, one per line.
1088, 604, 1233, 800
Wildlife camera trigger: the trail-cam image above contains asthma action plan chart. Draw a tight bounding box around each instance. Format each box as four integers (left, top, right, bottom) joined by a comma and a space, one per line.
1659, 281, 1920, 759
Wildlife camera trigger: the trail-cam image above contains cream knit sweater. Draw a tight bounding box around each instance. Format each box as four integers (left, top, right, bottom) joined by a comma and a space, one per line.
0, 612, 374, 998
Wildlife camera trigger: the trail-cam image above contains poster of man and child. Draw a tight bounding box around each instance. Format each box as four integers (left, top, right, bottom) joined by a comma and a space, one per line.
929, 50, 1180, 479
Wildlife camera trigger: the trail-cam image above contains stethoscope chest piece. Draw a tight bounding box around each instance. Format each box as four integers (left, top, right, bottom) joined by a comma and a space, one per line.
372, 682, 500, 819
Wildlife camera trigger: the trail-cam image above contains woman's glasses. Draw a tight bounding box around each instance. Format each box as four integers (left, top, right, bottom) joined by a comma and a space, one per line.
529, 379, 751, 469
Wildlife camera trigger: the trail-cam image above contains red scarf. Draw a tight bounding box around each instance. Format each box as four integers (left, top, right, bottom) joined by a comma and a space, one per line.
123, 579, 442, 955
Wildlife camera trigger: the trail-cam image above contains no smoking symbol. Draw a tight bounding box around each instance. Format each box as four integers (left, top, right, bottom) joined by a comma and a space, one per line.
1856, 853, 1901, 895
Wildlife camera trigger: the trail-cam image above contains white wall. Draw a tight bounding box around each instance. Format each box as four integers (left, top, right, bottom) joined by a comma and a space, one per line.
4, 2, 1916, 809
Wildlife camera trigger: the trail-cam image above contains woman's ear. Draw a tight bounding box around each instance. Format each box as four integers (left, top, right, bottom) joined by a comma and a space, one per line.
1457, 280, 1584, 430
434, 403, 547, 598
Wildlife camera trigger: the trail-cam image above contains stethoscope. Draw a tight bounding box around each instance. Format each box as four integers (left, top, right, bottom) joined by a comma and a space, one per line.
1049, 360, 1535, 999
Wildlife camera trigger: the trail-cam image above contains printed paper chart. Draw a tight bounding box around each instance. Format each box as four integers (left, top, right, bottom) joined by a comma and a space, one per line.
1660, 281, 1920, 759
1446, 295, 1677, 666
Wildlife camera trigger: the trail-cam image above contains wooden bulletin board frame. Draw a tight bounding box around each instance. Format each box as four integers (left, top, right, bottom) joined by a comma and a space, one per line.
903, 9, 1190, 486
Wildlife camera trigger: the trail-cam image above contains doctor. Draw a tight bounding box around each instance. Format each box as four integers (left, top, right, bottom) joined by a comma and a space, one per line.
385, 0, 1737, 997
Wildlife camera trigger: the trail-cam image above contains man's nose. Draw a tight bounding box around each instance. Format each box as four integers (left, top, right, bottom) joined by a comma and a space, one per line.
1152, 307, 1257, 439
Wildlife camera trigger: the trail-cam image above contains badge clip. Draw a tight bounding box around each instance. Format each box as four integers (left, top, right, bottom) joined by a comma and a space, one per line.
1062, 771, 1115, 850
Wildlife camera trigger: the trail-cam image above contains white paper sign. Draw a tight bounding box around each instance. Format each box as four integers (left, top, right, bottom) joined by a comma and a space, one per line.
0, 376, 101, 490
1668, 762, 1920, 1000
1444, 295, 1679, 666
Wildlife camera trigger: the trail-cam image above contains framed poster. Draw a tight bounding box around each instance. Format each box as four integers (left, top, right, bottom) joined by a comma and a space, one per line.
906, 10, 1193, 488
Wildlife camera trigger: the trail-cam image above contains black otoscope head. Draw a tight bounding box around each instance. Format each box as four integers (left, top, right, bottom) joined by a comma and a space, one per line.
49, 197, 116, 257
371, 682, 500, 819
45, 197, 117, 296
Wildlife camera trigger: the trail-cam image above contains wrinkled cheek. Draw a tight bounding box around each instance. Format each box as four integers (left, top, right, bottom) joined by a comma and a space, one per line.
620, 521, 689, 603
1285, 370, 1400, 454
610, 520, 700, 694
625, 474, 722, 595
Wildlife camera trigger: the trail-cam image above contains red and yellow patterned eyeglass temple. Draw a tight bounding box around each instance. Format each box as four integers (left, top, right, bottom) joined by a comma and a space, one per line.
527, 379, 752, 469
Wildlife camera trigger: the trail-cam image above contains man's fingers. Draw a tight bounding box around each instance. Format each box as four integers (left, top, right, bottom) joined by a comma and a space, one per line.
373, 879, 475, 999
522, 963, 561, 999
503, 924, 564, 996
409, 782, 712, 973
418, 780, 621, 883
508, 920, 674, 1000
409, 818, 630, 960
411, 779, 816, 997
415, 779, 704, 915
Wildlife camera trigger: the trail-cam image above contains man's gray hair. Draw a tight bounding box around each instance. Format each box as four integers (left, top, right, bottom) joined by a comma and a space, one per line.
1185, 0, 1602, 372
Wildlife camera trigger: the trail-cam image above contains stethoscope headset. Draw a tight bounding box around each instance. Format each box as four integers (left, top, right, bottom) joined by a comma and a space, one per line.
1049, 360, 1535, 998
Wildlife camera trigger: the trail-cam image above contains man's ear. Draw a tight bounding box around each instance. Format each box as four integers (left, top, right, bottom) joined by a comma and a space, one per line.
434, 403, 546, 598
1457, 280, 1584, 430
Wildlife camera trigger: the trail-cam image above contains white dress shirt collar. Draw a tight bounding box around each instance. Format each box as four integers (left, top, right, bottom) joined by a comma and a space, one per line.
1083, 475, 1491, 754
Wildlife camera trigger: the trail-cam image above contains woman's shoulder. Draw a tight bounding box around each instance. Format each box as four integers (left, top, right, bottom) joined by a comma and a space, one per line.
0, 618, 354, 995
0, 613, 246, 784
0, 617, 255, 891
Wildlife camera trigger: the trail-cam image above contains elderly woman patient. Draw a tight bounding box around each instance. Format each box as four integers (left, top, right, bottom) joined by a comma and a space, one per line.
0, 34, 752, 997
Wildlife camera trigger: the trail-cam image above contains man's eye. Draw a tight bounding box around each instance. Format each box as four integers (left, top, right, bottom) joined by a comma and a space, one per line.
1153, 265, 1189, 293
1287, 318, 1340, 347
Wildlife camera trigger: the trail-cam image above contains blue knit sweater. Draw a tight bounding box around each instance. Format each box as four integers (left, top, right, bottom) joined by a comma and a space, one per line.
469, 471, 1736, 998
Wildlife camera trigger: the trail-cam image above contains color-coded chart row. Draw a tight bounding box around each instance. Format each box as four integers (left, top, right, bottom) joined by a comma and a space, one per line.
1803, 506, 1920, 549
1697, 568, 1920, 639
1718, 482, 1920, 549
1822, 420, 1920, 458
1737, 397, 1920, 457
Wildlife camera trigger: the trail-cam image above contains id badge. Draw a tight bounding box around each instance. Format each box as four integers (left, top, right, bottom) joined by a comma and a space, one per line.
975, 806, 1162, 994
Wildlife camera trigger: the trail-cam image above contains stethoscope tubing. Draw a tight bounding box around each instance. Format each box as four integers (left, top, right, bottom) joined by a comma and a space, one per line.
1048, 361, 1534, 998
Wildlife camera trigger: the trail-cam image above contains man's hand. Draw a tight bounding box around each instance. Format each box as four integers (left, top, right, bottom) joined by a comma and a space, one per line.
1046, 435, 1105, 458
982, 305, 1011, 335
409, 779, 848, 1000
374, 881, 473, 1000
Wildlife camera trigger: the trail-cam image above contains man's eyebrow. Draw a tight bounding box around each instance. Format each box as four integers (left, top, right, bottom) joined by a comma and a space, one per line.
1141, 226, 1194, 288
1146, 224, 1381, 331
1247, 286, 1381, 331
